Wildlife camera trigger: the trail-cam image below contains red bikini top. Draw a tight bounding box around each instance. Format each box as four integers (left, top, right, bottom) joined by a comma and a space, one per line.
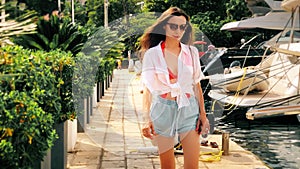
161, 41, 177, 80
160, 42, 191, 99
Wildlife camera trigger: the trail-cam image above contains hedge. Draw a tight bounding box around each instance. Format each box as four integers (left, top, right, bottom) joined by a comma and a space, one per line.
0, 44, 116, 168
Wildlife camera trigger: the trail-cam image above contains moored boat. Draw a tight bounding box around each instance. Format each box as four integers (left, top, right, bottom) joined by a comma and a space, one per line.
206, 0, 300, 121
208, 42, 300, 120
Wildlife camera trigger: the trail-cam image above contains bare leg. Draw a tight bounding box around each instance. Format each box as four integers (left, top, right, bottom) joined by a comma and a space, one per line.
180, 131, 200, 169
155, 135, 175, 169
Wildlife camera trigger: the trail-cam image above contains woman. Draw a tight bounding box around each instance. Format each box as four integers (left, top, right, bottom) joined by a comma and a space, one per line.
140, 7, 210, 169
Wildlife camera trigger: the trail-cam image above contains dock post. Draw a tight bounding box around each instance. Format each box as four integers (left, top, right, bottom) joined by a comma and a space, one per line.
222, 131, 230, 155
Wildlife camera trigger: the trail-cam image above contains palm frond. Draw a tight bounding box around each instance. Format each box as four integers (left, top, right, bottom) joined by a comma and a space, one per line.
0, 7, 37, 44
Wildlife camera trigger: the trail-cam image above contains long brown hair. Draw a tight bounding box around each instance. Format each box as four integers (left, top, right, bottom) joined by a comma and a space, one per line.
140, 7, 193, 52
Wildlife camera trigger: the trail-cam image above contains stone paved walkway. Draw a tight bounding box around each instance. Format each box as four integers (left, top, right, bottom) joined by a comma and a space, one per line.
67, 69, 269, 169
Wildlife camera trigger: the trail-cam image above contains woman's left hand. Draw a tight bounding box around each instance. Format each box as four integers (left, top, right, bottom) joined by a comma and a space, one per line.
195, 117, 210, 134
201, 118, 210, 134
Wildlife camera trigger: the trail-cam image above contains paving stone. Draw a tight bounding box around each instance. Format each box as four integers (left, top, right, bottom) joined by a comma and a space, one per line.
100, 160, 125, 168
72, 153, 100, 165
127, 158, 154, 169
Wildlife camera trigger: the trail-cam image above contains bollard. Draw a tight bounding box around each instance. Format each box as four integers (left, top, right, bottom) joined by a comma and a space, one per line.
222, 131, 230, 155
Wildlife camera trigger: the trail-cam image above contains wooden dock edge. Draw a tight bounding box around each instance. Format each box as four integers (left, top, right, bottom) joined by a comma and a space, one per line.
198, 134, 271, 169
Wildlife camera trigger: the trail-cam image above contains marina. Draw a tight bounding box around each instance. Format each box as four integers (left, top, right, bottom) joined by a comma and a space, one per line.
205, 0, 300, 121
2, 0, 300, 168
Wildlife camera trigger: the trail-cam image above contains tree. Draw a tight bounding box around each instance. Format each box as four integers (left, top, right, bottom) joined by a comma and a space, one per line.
13, 15, 85, 55
225, 0, 251, 20
19, 0, 64, 15
143, 0, 228, 19
110, 12, 157, 52
191, 12, 231, 47
85, 0, 142, 27
142, 0, 253, 47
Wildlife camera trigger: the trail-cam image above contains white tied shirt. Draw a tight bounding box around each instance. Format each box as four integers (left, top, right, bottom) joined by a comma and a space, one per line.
142, 42, 204, 109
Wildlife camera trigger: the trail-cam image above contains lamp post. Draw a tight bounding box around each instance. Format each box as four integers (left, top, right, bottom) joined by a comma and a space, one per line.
58, 0, 61, 12
104, 0, 108, 28
1, 0, 5, 23
71, 0, 74, 25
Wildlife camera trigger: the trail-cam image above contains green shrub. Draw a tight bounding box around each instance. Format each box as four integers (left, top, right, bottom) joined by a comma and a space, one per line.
0, 91, 56, 168
0, 45, 75, 168
72, 52, 98, 100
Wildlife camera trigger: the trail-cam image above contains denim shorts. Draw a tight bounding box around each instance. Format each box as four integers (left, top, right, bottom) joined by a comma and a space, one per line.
150, 95, 199, 137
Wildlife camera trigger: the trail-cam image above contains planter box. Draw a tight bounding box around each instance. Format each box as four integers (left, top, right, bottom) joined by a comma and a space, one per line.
67, 119, 77, 152
51, 121, 67, 169
41, 149, 51, 169
77, 98, 87, 132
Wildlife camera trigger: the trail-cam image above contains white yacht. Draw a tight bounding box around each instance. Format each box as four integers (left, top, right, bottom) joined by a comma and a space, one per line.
207, 0, 300, 121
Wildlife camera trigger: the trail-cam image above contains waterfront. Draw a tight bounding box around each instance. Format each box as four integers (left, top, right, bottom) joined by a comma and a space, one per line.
215, 114, 300, 169
68, 69, 270, 169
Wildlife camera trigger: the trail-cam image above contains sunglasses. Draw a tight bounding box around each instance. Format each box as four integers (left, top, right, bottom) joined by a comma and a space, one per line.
166, 23, 187, 31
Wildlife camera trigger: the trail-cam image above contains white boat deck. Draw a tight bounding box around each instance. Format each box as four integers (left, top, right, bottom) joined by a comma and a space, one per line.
208, 89, 285, 107
246, 105, 300, 120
